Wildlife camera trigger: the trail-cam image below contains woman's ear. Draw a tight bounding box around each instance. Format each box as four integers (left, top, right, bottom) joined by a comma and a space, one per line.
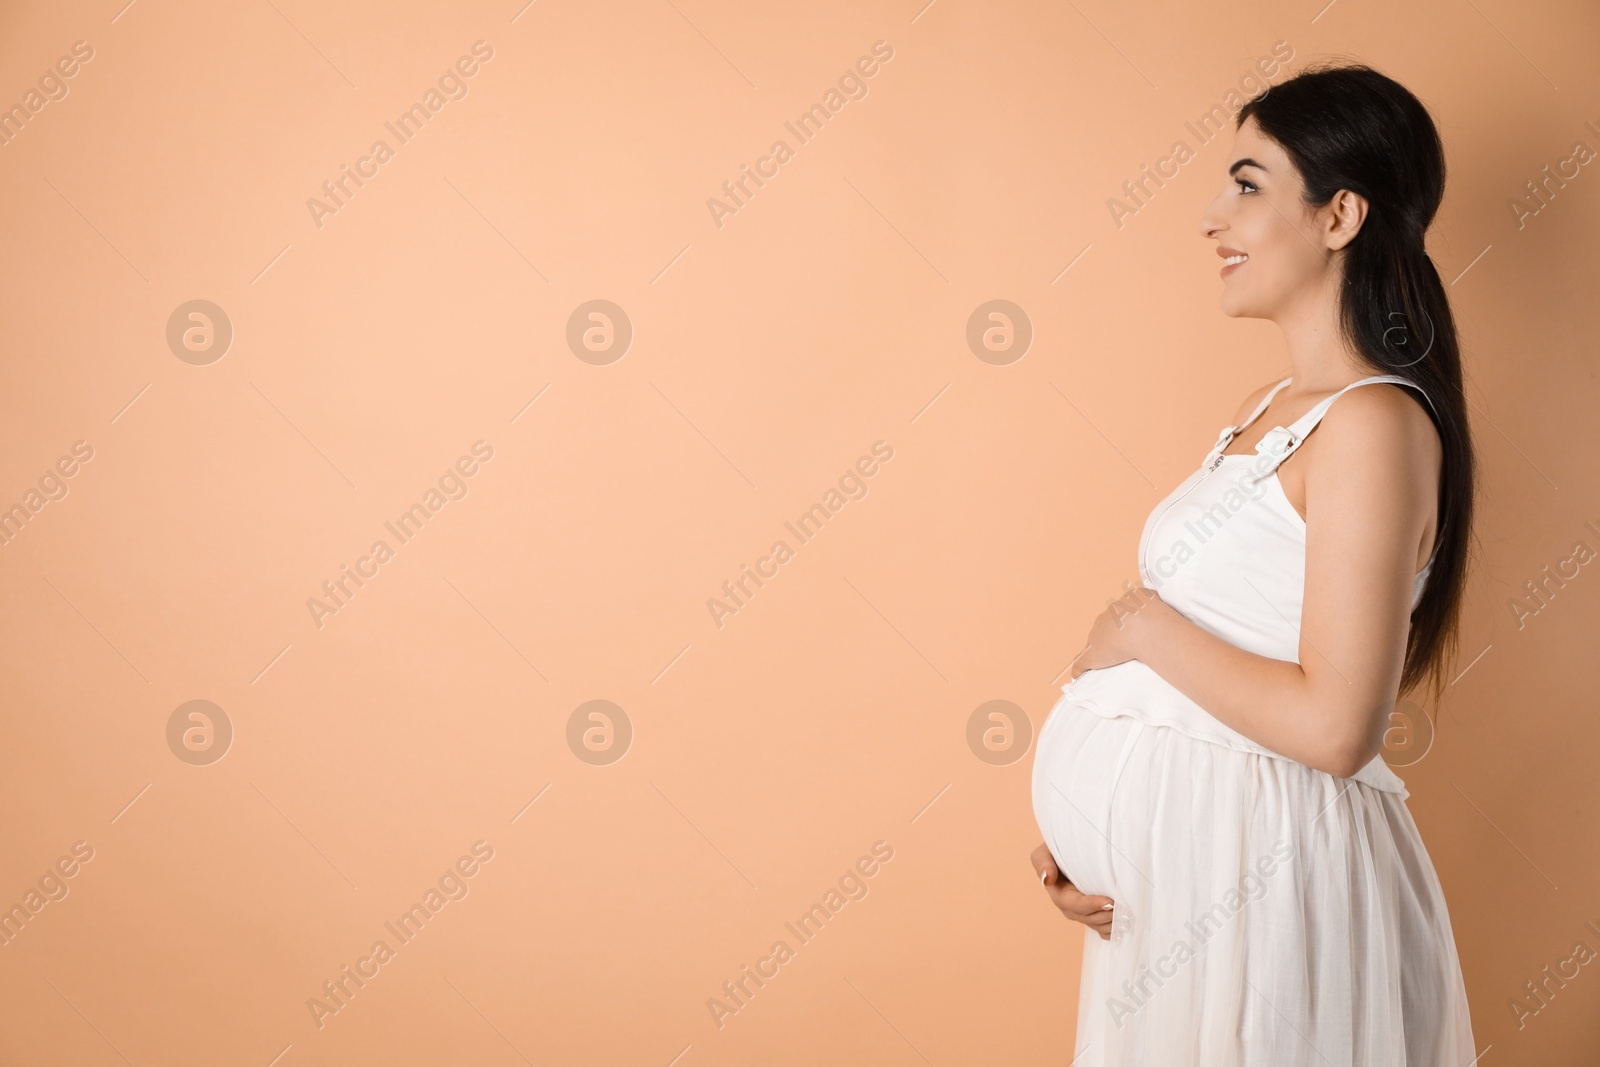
1324, 188, 1369, 253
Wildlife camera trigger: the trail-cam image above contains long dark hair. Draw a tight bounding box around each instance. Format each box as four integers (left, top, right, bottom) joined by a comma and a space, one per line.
1238, 62, 1477, 704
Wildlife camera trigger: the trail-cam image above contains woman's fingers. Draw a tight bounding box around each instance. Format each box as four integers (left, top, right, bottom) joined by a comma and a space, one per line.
1046, 881, 1116, 926
1050, 879, 1114, 917
1030, 841, 1116, 936
1029, 842, 1057, 883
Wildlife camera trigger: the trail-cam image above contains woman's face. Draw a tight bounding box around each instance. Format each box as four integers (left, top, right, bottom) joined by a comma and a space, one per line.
1198, 117, 1341, 320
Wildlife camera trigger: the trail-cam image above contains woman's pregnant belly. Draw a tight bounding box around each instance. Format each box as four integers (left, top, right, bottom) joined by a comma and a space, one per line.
1031, 690, 1146, 901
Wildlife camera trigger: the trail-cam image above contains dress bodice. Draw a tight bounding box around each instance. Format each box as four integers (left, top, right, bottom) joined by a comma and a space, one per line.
1063, 374, 1440, 796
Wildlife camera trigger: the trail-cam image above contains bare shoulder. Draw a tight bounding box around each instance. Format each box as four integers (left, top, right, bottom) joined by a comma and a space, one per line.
1308, 382, 1441, 484
1228, 379, 1286, 427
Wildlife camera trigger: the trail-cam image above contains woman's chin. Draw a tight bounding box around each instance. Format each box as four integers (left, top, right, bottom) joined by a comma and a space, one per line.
1217, 291, 1262, 318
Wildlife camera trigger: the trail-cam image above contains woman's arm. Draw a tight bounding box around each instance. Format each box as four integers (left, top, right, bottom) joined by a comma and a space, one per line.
1071, 384, 1440, 778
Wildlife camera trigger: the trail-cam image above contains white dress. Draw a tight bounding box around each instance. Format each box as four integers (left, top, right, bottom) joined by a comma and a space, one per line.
1031, 375, 1478, 1066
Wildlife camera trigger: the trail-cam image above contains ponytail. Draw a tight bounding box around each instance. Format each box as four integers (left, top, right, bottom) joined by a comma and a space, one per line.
1239, 63, 1479, 703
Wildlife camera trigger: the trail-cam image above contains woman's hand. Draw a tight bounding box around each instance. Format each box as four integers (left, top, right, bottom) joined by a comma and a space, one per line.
1030, 842, 1115, 940
1068, 583, 1168, 681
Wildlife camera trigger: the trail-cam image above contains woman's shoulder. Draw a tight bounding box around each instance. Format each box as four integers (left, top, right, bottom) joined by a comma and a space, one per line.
1316, 381, 1440, 453
1304, 380, 1442, 490
1227, 377, 1288, 427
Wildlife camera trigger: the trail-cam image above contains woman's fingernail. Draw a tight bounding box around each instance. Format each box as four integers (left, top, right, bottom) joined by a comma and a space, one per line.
1040, 869, 1049, 884
1100, 903, 1114, 910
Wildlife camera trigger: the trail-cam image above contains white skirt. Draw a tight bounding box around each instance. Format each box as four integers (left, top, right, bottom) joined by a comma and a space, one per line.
1031, 692, 1478, 1066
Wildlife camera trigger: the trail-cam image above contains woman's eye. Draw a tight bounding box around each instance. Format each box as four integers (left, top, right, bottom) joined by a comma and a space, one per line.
1235, 178, 1258, 194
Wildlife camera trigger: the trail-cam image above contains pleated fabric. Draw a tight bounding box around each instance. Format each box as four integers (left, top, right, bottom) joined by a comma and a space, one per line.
1031, 693, 1478, 1066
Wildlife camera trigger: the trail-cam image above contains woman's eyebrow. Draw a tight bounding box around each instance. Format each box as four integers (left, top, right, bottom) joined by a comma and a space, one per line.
1228, 158, 1268, 177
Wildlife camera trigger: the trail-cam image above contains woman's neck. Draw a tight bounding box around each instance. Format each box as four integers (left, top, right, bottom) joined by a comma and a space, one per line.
1273, 276, 1371, 393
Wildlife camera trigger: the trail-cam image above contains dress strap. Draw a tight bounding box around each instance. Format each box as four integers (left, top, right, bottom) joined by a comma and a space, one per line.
1204, 376, 1294, 464
1254, 374, 1438, 471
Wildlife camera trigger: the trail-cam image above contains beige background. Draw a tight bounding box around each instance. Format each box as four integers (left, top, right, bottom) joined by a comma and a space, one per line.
1, 0, 1597, 1063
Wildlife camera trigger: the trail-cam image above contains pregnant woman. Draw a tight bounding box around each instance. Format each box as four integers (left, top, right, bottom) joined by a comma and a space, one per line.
1029, 63, 1479, 1065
